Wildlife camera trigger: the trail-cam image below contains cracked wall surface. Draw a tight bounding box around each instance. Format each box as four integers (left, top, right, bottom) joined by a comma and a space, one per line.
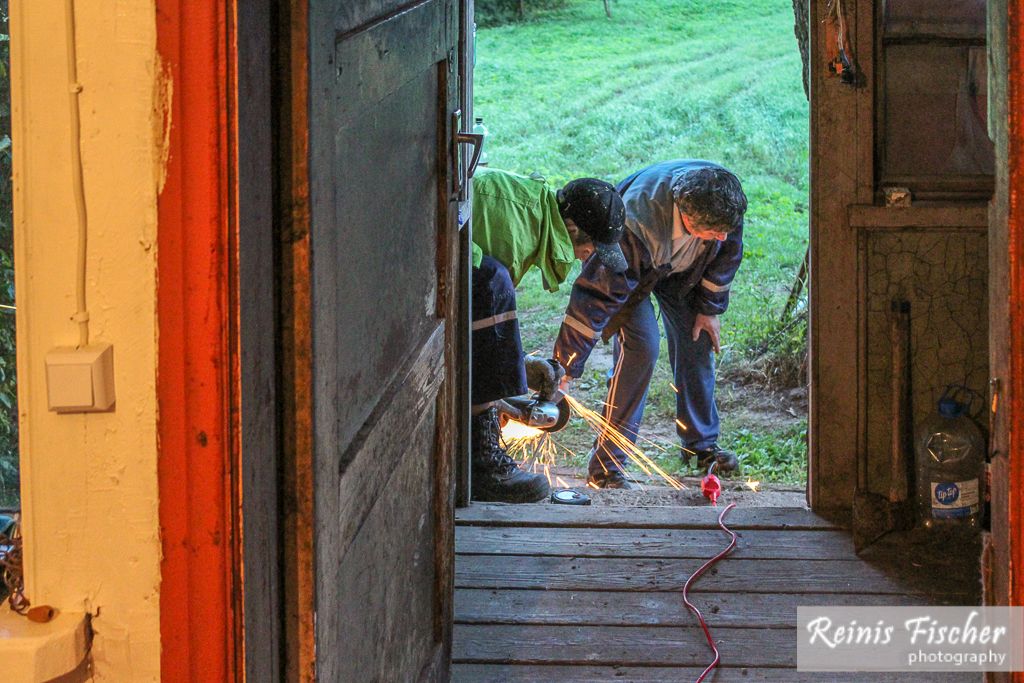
864, 229, 988, 493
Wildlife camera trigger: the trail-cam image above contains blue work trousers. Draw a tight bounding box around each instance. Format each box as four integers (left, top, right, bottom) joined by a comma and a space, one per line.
471, 256, 528, 406
589, 290, 718, 477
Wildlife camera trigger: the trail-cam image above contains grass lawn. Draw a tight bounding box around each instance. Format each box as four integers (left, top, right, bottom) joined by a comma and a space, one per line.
475, 0, 809, 485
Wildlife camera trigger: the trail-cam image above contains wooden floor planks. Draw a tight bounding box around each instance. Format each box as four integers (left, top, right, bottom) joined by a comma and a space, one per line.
452, 503, 981, 682
456, 555, 973, 596
450, 664, 978, 682
453, 623, 795, 667
456, 527, 857, 559
455, 589, 927, 627
456, 503, 840, 530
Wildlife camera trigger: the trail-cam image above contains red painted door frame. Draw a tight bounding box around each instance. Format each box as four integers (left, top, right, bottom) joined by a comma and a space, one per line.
1008, 0, 1024, 623
156, 0, 239, 680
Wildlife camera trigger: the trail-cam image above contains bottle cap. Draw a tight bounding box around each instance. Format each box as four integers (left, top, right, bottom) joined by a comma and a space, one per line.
938, 397, 966, 418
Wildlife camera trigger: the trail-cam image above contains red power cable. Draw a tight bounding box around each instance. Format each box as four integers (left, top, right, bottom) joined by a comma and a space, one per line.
682, 502, 738, 683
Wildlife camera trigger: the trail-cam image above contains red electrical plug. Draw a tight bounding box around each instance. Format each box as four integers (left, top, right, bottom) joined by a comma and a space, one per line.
701, 463, 722, 505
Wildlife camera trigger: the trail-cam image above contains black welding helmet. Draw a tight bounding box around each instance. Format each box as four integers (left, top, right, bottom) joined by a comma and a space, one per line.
557, 178, 627, 274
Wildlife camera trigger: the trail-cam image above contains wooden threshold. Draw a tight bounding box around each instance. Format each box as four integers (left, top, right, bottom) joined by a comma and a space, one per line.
456, 503, 838, 530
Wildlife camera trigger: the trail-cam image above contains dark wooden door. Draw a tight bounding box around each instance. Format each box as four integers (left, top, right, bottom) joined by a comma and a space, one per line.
281, 0, 461, 680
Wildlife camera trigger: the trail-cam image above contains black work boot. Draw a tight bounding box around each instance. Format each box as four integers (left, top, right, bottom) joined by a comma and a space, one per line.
471, 407, 550, 503
586, 471, 636, 490
685, 445, 740, 475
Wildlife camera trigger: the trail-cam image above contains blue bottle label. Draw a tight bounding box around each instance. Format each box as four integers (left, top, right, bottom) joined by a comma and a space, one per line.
930, 479, 979, 518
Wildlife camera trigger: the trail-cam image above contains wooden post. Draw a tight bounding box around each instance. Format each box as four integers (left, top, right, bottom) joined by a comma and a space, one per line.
888, 300, 912, 505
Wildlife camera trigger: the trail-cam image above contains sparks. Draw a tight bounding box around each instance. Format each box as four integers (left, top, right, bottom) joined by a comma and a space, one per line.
555, 476, 569, 488
562, 394, 685, 490
744, 479, 761, 492
675, 418, 689, 432
501, 421, 544, 440
501, 419, 579, 477
670, 383, 679, 393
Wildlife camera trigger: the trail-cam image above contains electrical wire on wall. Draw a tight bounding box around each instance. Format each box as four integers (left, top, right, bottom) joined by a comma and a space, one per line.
825, 0, 856, 85
64, 0, 90, 348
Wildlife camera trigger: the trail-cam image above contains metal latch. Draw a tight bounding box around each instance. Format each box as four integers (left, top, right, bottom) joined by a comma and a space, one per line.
452, 109, 484, 201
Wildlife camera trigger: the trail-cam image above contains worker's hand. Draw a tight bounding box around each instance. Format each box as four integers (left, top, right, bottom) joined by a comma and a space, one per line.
494, 399, 525, 426
692, 313, 721, 353
525, 358, 563, 401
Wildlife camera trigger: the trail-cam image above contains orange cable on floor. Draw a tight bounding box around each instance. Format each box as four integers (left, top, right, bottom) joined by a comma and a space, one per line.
682, 502, 738, 683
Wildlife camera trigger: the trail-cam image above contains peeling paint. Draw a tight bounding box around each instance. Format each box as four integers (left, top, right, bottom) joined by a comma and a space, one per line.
152, 51, 172, 195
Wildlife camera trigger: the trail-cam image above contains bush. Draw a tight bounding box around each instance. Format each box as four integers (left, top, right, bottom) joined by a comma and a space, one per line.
475, 0, 571, 27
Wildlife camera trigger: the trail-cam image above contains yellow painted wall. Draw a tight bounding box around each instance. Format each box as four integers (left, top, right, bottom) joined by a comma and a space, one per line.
11, 1, 162, 680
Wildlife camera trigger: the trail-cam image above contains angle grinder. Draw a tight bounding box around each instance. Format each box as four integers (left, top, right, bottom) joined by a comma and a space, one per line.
500, 390, 571, 432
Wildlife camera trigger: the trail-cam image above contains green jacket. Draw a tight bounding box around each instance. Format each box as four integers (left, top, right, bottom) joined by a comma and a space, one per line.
471, 168, 575, 293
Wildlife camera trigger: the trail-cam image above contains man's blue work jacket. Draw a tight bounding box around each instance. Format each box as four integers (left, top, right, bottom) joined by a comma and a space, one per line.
553, 160, 745, 379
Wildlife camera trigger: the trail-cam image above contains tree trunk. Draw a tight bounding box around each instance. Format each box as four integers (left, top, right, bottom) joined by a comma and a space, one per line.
792, 0, 810, 100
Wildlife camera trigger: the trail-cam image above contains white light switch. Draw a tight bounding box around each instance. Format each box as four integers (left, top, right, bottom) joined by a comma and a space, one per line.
45, 343, 115, 413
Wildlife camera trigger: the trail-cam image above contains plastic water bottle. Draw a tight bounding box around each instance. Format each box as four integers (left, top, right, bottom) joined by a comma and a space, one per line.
473, 117, 489, 166
915, 393, 985, 528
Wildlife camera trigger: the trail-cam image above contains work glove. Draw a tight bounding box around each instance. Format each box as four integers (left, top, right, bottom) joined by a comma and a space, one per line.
525, 358, 564, 402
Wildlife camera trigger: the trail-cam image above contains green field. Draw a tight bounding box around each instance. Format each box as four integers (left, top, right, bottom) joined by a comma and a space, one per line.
475, 0, 810, 484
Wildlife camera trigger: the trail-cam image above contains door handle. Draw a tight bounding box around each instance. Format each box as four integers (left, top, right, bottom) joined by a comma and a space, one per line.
452, 109, 485, 202
456, 132, 484, 181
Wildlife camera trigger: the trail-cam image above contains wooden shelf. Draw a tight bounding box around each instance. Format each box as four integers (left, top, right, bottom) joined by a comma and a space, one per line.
848, 204, 988, 230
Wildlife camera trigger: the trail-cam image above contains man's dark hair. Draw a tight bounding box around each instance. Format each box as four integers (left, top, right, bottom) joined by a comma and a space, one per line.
671, 167, 747, 233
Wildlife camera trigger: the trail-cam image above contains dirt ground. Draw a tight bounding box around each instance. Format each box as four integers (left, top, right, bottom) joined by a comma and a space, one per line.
545, 465, 808, 508
514, 301, 810, 504
536, 340, 809, 494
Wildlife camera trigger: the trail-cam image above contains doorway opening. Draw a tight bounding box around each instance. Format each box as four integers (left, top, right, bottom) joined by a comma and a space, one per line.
471, 0, 810, 505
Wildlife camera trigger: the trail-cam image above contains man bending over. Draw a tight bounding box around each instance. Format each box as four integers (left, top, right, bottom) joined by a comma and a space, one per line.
553, 160, 747, 489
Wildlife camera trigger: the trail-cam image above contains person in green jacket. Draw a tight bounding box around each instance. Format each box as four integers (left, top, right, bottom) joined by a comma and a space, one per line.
470, 167, 626, 503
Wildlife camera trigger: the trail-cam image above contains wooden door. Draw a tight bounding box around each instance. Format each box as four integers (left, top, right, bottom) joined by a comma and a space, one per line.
281, 0, 461, 680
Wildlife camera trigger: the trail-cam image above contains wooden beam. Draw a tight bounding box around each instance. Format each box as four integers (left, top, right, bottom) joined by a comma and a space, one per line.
276, 0, 316, 679
236, 1, 280, 679
455, 504, 840, 530
848, 204, 989, 229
